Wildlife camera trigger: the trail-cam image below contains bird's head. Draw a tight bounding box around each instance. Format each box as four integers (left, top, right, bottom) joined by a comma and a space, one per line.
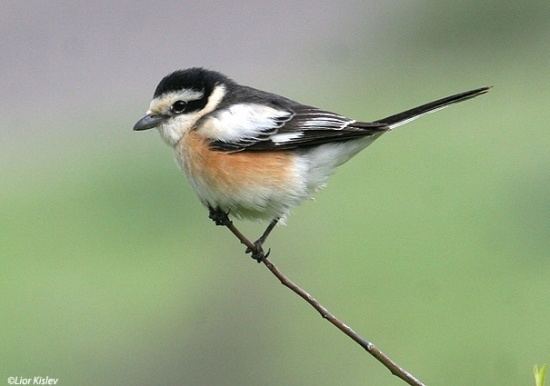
133, 68, 229, 145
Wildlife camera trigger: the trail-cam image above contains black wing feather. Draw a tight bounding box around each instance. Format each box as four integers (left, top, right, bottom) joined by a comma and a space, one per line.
210, 105, 387, 152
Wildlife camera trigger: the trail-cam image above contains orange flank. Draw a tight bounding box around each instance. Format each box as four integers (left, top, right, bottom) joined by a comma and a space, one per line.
180, 131, 294, 193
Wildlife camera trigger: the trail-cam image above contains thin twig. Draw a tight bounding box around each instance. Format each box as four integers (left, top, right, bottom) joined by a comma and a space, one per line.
221, 220, 426, 386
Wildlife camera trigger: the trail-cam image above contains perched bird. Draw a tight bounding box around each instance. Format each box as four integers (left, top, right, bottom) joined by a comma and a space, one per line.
134, 68, 489, 260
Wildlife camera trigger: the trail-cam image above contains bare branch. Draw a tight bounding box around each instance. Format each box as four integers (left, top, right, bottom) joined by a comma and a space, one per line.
220, 219, 426, 386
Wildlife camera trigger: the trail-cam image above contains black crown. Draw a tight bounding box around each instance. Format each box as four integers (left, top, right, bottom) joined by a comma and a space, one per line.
153, 67, 230, 98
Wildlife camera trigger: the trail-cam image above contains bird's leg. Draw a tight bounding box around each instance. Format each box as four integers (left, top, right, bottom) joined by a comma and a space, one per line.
256, 218, 279, 247
208, 207, 277, 263
246, 218, 279, 262
208, 206, 232, 226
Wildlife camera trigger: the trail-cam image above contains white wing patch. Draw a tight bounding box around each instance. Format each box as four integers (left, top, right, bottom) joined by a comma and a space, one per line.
298, 118, 355, 129
198, 103, 292, 142
291, 109, 355, 130
205, 105, 381, 151
271, 132, 304, 144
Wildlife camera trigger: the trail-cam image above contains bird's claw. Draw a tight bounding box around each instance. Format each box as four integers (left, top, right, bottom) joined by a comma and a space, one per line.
246, 240, 270, 263
208, 207, 231, 226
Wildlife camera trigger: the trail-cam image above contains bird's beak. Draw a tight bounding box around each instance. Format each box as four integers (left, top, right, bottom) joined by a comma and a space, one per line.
133, 114, 166, 131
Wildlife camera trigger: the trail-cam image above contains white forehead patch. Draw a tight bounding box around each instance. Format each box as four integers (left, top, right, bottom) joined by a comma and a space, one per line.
148, 89, 205, 114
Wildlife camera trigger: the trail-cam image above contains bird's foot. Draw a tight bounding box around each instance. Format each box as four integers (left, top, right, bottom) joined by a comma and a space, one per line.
208, 207, 231, 226
246, 240, 271, 263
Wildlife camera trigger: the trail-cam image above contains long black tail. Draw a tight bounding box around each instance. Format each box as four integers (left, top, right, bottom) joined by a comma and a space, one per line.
374, 86, 490, 129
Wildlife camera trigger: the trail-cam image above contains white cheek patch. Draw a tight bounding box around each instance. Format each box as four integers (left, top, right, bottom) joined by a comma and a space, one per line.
158, 113, 201, 146
199, 104, 292, 142
155, 84, 227, 146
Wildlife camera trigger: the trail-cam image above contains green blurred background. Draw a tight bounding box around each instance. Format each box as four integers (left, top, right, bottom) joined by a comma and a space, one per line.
2, 1, 549, 385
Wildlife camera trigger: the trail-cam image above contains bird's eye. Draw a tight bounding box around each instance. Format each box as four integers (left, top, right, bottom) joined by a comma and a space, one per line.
171, 100, 187, 114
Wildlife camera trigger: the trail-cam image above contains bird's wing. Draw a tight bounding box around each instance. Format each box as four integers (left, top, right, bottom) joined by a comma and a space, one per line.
201, 103, 387, 152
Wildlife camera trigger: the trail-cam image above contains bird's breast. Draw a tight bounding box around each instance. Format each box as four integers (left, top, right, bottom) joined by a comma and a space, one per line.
178, 131, 293, 191
175, 131, 306, 219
